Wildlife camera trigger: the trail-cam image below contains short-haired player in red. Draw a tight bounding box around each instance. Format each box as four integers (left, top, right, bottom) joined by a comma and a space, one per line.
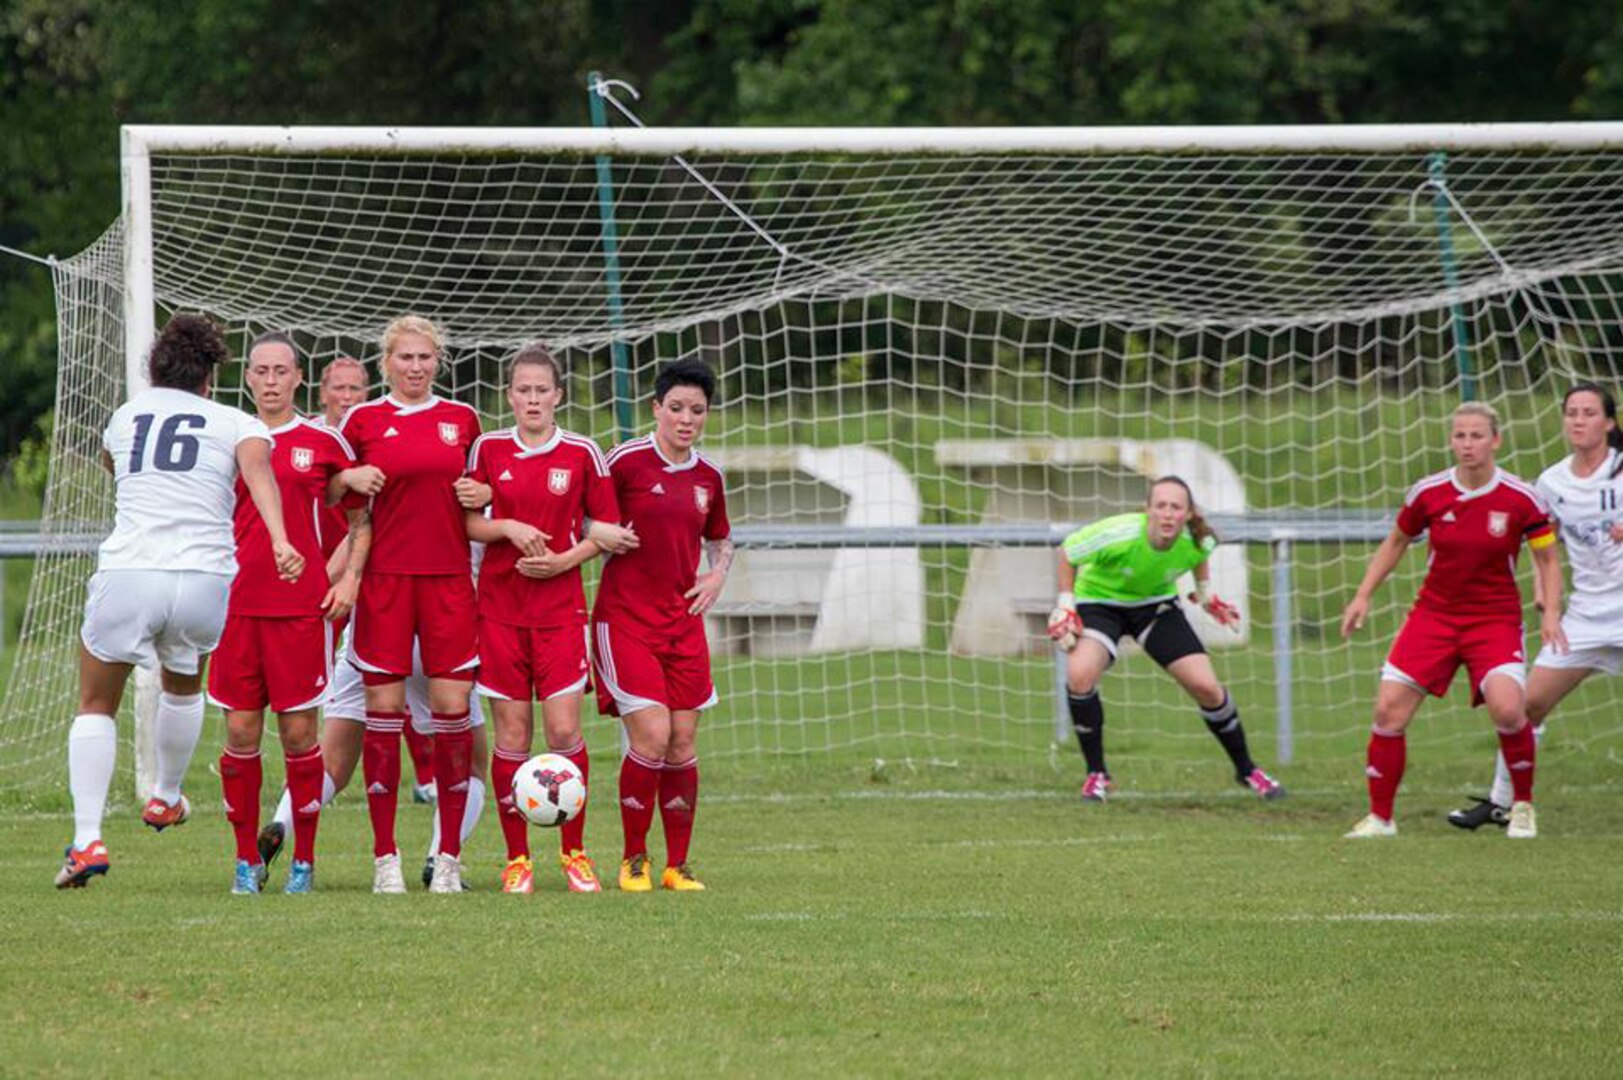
467, 344, 635, 894
592, 358, 732, 893
340, 315, 488, 894
1340, 402, 1566, 840
208, 334, 371, 894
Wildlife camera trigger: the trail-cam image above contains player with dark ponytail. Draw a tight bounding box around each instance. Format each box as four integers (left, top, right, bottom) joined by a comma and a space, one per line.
1448, 384, 1623, 830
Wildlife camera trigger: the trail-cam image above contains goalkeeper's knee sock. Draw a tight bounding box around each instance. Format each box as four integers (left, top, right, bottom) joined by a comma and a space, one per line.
1200, 691, 1255, 778
1068, 690, 1107, 774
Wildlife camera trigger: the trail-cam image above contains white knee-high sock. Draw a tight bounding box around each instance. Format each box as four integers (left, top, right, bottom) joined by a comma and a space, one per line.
427, 776, 485, 858
151, 691, 206, 804
272, 772, 337, 834
69, 714, 118, 849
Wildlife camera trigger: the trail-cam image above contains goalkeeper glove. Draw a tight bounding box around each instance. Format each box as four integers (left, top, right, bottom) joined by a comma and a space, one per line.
1048, 594, 1082, 651
1188, 590, 1241, 632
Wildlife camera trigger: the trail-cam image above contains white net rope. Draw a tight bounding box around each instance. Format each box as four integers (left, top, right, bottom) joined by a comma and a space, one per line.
6, 142, 1623, 799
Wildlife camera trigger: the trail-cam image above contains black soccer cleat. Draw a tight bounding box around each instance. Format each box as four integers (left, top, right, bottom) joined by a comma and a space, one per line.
1447, 797, 1509, 831
257, 822, 285, 868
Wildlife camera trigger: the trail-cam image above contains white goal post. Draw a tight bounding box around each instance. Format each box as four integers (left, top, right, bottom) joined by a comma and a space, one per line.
7, 119, 1623, 801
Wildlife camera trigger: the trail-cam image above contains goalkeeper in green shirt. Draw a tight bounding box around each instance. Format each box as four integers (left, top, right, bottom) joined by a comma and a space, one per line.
1048, 476, 1284, 803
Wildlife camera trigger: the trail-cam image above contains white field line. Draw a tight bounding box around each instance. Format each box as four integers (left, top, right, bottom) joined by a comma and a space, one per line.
1274, 911, 1623, 924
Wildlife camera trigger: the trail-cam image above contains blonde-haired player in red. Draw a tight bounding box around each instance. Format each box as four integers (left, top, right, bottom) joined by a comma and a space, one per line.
313, 355, 437, 804
1341, 401, 1566, 840
340, 315, 487, 893
208, 334, 370, 894
467, 344, 634, 894
592, 358, 731, 893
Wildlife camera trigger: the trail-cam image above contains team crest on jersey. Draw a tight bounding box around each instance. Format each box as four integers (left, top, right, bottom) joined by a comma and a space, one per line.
438, 421, 459, 445
1487, 511, 1509, 537
548, 467, 571, 495
694, 485, 710, 513
290, 446, 314, 472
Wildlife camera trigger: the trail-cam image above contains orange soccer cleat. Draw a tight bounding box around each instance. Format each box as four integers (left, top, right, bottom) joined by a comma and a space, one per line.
560, 850, 602, 893
141, 794, 191, 832
54, 841, 111, 889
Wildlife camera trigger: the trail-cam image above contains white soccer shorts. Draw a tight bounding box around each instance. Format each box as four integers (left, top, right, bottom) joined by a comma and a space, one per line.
328, 625, 482, 730
1533, 611, 1623, 676
79, 569, 230, 675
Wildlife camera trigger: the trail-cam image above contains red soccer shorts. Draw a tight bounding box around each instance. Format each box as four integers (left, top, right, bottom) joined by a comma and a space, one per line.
475, 619, 591, 702
351, 572, 477, 683
1382, 605, 1526, 707
591, 618, 717, 718
207, 612, 332, 713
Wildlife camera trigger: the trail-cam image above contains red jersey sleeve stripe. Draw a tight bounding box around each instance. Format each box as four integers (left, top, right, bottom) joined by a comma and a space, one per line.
1403, 469, 1452, 507
304, 418, 357, 459
560, 431, 611, 475
468, 429, 506, 472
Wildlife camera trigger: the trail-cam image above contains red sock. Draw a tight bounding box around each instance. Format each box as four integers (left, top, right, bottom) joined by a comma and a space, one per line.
619, 750, 662, 860
403, 724, 435, 788
659, 756, 699, 867
1497, 725, 1536, 803
1365, 728, 1407, 821
431, 711, 473, 859
557, 739, 591, 856
285, 745, 325, 865
219, 746, 262, 864
363, 710, 407, 858
491, 745, 531, 861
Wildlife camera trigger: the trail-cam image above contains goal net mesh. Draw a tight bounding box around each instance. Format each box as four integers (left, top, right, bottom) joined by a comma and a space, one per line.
6, 138, 1623, 800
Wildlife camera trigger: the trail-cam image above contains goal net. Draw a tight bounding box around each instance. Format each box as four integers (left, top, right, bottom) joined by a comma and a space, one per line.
6, 123, 1623, 801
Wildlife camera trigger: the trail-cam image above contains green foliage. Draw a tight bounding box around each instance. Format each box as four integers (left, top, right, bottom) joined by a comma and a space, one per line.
7, 0, 1623, 464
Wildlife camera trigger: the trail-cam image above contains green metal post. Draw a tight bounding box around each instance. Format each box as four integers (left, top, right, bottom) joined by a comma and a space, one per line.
588, 72, 637, 441
1428, 152, 1476, 401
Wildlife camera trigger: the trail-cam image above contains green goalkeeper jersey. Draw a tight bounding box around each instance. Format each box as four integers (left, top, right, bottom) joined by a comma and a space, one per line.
1062, 512, 1217, 605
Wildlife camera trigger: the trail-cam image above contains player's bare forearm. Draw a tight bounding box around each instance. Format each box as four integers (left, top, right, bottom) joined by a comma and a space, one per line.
1533, 542, 1563, 616
1056, 549, 1077, 595
705, 537, 734, 575
325, 534, 350, 584
239, 439, 291, 547
464, 512, 506, 544
1353, 527, 1411, 603
343, 508, 373, 579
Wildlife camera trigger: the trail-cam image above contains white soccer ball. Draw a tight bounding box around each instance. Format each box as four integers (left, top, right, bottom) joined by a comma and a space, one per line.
512, 753, 587, 828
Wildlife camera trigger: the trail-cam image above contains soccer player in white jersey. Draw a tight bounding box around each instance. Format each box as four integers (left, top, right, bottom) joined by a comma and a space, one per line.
56, 314, 304, 889
1448, 383, 1623, 830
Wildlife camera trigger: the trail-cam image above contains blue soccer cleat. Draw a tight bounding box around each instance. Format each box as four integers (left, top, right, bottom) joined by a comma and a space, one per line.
232, 858, 263, 895
285, 860, 315, 894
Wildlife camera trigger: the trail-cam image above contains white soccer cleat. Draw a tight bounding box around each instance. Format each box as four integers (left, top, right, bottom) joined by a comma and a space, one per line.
372, 851, 407, 894
1344, 813, 1397, 839
1506, 801, 1537, 839
428, 852, 464, 894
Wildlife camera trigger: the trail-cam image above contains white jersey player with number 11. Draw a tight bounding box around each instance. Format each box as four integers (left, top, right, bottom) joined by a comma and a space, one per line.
1449, 383, 1623, 830
56, 315, 304, 890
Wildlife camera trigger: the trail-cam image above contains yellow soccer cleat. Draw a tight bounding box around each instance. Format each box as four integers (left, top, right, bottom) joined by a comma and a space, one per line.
660, 863, 706, 892
501, 855, 534, 894
618, 853, 653, 893
561, 850, 602, 893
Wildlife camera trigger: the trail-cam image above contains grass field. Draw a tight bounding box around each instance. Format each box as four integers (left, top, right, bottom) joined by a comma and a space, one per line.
4, 715, 1622, 1077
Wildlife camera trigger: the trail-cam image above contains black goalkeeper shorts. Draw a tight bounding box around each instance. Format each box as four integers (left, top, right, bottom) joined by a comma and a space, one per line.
1074, 600, 1206, 669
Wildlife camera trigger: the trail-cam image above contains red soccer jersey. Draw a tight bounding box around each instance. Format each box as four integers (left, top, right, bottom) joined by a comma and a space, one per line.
228, 416, 356, 617
1396, 467, 1554, 619
592, 436, 730, 636
339, 395, 481, 575
469, 426, 619, 628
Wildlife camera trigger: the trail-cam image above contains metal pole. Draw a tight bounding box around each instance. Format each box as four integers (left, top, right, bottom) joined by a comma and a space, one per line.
587, 73, 636, 443
1428, 151, 1476, 401
1271, 536, 1294, 766
122, 127, 160, 800
1053, 646, 1071, 747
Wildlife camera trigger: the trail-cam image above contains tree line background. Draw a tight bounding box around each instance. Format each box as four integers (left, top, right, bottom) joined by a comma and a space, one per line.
4, 0, 1623, 472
